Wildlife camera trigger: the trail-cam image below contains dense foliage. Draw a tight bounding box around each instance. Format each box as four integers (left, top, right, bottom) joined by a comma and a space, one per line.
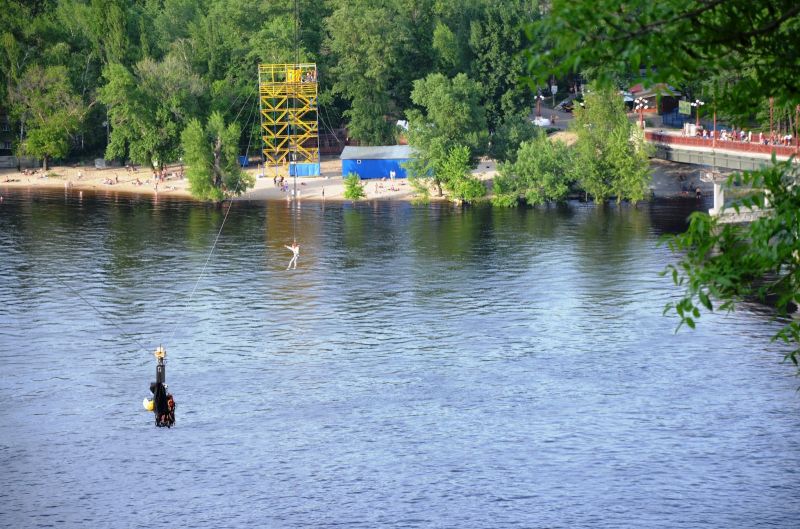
494, 86, 650, 207
664, 160, 800, 366
526, 0, 800, 368
488, 114, 540, 163
525, 0, 799, 120
494, 133, 573, 207
182, 111, 253, 202
437, 145, 486, 202
571, 87, 652, 204
0, 0, 540, 169
9, 65, 86, 170
405, 73, 488, 199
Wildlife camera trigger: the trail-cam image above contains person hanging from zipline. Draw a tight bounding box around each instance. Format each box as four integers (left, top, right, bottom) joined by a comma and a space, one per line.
285, 240, 300, 270
146, 345, 176, 427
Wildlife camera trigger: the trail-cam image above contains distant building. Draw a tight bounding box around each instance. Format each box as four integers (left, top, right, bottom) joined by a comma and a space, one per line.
0, 111, 13, 156
340, 145, 415, 179
629, 83, 682, 115
0, 109, 39, 169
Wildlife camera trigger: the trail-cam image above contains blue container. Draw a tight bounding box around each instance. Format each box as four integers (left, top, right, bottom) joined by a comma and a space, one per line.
341, 159, 409, 180
289, 163, 321, 177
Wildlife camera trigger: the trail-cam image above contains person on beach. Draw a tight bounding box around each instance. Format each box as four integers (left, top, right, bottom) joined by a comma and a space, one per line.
285, 241, 300, 270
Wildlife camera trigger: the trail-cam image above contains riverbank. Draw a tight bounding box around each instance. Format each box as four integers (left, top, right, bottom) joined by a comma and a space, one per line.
0, 156, 499, 202
1, 155, 708, 202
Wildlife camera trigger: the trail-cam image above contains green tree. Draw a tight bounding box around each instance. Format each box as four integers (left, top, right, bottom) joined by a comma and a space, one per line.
181, 111, 254, 202
430, 0, 483, 76
0, 3, 35, 104
494, 134, 573, 207
432, 22, 461, 75
99, 56, 205, 168
439, 145, 486, 202
405, 72, 488, 197
489, 114, 540, 163
325, 0, 410, 145
571, 86, 651, 203
525, 0, 799, 117
74, 0, 138, 67
665, 160, 800, 365
9, 65, 86, 170
343, 172, 366, 200
469, 0, 537, 129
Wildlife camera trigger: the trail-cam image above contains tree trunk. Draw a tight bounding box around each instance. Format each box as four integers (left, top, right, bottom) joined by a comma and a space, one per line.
43, 155, 49, 172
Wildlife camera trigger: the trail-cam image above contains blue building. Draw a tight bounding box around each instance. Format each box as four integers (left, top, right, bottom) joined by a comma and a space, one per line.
340, 145, 414, 180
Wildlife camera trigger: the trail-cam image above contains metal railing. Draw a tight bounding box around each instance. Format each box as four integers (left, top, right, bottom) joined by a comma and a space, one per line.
645, 132, 798, 157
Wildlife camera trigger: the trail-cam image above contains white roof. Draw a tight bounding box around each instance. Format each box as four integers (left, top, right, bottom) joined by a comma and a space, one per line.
340, 145, 415, 160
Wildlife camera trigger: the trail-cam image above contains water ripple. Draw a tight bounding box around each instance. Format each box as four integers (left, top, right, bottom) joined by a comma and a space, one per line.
0, 190, 798, 528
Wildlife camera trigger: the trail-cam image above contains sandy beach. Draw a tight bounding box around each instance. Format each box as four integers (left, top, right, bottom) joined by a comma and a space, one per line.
0, 156, 500, 202
0, 153, 706, 203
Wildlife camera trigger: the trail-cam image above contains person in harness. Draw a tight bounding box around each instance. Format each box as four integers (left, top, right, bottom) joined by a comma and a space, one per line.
149, 345, 176, 427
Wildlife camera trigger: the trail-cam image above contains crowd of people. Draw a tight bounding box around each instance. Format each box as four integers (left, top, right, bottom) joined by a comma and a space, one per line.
373, 177, 402, 194
87, 164, 182, 191
689, 126, 794, 146
288, 68, 317, 83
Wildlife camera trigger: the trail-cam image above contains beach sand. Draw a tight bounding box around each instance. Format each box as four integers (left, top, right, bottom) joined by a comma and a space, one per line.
0, 156, 500, 202
2, 154, 701, 202
1, 162, 193, 198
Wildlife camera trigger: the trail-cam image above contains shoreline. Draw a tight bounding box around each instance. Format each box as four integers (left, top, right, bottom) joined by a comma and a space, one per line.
1, 156, 710, 203
0, 155, 465, 202
0, 155, 498, 203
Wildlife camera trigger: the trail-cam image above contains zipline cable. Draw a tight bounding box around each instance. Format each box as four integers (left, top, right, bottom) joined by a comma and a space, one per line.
320, 105, 345, 147
55, 94, 246, 362
165, 199, 234, 345
159, 67, 252, 346
242, 87, 259, 160
223, 84, 246, 117
54, 274, 151, 355
233, 87, 256, 126
292, 0, 300, 243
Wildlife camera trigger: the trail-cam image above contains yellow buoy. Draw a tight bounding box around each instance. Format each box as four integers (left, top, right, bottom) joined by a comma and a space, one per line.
142, 398, 154, 411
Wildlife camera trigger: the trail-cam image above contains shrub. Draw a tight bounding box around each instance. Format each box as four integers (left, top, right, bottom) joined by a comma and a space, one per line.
343, 172, 366, 200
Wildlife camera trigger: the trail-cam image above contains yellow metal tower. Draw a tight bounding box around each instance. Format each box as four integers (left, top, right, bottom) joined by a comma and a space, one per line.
258, 63, 320, 175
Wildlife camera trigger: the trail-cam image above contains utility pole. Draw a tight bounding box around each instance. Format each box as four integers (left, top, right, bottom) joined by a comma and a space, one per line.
691, 99, 704, 129
769, 97, 774, 144
535, 94, 545, 117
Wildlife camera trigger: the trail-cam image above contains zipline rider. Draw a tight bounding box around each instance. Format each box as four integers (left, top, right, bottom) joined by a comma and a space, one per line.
144, 345, 176, 428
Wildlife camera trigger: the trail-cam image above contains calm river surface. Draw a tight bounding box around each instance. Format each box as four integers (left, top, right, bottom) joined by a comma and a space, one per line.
1, 189, 798, 528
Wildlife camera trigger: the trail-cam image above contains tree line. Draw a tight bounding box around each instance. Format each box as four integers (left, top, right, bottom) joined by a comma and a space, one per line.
0, 1, 538, 180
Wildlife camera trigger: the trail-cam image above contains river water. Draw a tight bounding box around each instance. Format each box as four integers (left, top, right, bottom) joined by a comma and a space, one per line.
0, 189, 798, 528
